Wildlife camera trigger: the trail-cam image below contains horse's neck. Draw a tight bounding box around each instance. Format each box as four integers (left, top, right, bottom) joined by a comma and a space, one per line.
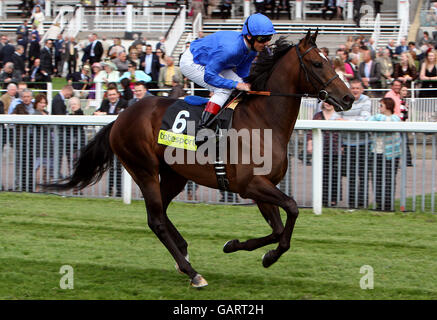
245, 95, 302, 145
237, 46, 302, 143
264, 72, 302, 143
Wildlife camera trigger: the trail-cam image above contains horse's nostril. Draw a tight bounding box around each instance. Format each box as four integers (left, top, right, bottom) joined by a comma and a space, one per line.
343, 94, 354, 105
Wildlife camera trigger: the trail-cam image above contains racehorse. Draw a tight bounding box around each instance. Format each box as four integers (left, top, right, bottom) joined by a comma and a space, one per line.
45, 30, 354, 287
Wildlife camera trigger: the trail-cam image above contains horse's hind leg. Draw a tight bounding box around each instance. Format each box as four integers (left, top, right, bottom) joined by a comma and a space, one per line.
223, 202, 284, 253
240, 176, 299, 268
138, 173, 207, 287
159, 168, 191, 272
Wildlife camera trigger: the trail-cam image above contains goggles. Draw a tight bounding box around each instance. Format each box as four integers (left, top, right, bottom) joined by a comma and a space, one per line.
254, 35, 272, 43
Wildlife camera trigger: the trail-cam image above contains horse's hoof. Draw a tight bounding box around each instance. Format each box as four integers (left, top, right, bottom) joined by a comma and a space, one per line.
223, 239, 239, 253
262, 250, 277, 268
191, 274, 208, 288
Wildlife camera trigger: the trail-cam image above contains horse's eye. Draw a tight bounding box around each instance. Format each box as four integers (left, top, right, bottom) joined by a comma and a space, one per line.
313, 62, 323, 68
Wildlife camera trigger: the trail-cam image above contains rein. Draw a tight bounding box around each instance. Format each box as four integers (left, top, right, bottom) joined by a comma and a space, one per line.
247, 90, 323, 100
247, 41, 338, 102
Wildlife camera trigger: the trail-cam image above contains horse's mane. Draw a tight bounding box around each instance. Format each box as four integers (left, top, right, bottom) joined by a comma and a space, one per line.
245, 36, 294, 91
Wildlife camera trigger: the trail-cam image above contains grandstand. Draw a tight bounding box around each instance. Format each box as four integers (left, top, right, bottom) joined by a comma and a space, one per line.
0, 1, 415, 50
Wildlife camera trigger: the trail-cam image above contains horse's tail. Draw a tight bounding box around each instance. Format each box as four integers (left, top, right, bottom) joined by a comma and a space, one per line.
43, 121, 115, 191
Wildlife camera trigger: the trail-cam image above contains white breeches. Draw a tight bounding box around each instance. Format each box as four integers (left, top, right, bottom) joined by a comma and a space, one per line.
179, 49, 242, 107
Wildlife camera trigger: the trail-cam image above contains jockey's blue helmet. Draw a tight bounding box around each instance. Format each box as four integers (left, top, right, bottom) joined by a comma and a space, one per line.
242, 13, 276, 38
242, 13, 276, 50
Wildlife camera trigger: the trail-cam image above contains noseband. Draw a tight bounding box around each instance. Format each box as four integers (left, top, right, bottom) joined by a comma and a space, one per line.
295, 42, 339, 101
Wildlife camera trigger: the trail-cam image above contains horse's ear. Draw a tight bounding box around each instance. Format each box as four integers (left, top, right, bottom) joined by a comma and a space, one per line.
304, 29, 311, 42
311, 28, 319, 43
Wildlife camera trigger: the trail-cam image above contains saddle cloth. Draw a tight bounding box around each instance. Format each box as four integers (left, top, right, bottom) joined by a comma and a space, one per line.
158, 96, 237, 151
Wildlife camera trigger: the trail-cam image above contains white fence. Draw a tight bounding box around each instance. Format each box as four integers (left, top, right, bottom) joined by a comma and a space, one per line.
1, 116, 436, 214
2, 82, 437, 122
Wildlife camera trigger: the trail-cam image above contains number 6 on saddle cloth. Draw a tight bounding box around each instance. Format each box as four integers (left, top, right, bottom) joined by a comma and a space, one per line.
158, 95, 239, 152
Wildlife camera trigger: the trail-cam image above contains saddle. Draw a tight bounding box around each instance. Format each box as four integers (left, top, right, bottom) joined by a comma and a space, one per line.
158, 95, 241, 191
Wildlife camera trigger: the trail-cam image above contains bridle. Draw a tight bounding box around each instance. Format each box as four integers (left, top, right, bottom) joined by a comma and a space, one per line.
295, 40, 339, 101
248, 40, 339, 102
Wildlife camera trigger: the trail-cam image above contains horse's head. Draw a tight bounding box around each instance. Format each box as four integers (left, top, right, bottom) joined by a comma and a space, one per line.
295, 29, 354, 112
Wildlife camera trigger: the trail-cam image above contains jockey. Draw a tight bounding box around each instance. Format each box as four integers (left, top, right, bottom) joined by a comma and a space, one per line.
179, 13, 276, 131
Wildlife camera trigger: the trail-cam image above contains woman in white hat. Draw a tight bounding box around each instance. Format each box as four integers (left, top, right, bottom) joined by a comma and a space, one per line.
94, 60, 120, 89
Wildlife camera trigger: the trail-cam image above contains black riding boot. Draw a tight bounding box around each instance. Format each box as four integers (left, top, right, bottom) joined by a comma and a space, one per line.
196, 110, 217, 144
198, 110, 215, 130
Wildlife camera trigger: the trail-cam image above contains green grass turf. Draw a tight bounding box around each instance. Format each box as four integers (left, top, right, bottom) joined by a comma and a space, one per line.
51, 77, 67, 91
0, 192, 436, 300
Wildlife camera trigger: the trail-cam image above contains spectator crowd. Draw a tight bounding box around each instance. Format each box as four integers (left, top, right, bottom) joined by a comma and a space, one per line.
0, 2, 435, 209
302, 31, 437, 211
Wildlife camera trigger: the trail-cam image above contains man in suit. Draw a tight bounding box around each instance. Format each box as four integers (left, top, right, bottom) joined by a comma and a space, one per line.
40, 39, 55, 79
0, 36, 16, 65
65, 36, 78, 76
155, 36, 166, 52
375, 48, 394, 89
94, 86, 128, 197
0, 83, 17, 115
357, 48, 382, 95
28, 33, 40, 66
67, 65, 91, 91
16, 20, 29, 50
54, 33, 65, 77
0, 35, 8, 65
52, 85, 74, 115
94, 86, 128, 115
0, 62, 22, 88
28, 58, 50, 89
113, 51, 129, 74
51, 85, 75, 178
140, 44, 160, 88
11, 45, 26, 76
395, 38, 408, 58
86, 33, 103, 65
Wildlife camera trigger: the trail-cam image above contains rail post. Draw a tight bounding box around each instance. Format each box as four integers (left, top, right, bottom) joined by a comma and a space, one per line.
312, 128, 323, 215
47, 82, 53, 114
122, 168, 132, 204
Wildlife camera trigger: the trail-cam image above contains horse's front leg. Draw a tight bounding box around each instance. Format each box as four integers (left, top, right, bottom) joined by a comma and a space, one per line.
239, 176, 299, 268
139, 176, 207, 287
223, 201, 284, 253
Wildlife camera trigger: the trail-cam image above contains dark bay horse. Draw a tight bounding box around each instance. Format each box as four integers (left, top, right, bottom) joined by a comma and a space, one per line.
46, 31, 353, 287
